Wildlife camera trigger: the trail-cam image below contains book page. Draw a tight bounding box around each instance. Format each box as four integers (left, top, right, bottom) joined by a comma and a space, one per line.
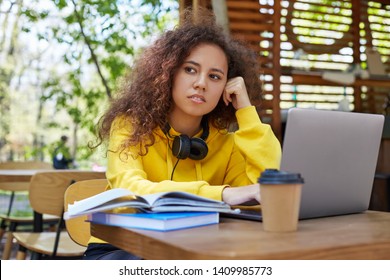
65, 200, 148, 219
152, 198, 226, 208
149, 206, 240, 214
67, 188, 141, 216
141, 191, 227, 207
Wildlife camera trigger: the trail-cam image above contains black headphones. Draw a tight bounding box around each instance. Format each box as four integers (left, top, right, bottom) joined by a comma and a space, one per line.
163, 118, 209, 160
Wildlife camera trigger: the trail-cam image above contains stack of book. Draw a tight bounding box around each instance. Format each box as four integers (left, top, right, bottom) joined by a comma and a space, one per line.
90, 211, 219, 231
65, 188, 240, 231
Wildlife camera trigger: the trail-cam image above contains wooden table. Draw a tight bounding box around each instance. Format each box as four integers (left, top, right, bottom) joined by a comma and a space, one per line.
91, 211, 390, 260
0, 169, 44, 183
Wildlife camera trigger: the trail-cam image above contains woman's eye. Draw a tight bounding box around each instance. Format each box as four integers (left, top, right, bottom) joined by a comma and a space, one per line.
184, 67, 195, 73
210, 74, 221, 80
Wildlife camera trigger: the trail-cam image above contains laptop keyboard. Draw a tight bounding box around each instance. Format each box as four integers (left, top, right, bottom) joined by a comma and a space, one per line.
221, 209, 262, 222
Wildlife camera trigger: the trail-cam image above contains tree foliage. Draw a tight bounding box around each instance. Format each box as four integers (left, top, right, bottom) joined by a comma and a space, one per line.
0, 0, 178, 165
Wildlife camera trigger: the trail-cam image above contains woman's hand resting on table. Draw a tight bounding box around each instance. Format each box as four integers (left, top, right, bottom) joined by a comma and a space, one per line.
222, 184, 260, 206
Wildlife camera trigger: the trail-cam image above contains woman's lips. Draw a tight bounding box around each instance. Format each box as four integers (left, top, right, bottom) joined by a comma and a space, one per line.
188, 94, 205, 103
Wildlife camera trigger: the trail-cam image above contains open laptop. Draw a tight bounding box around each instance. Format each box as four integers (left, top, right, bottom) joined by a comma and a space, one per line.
222, 108, 384, 221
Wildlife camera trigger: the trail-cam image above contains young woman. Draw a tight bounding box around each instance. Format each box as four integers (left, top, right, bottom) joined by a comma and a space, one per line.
84, 10, 281, 260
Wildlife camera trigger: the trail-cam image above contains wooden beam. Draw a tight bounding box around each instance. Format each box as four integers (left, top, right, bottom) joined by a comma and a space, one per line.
211, 0, 230, 34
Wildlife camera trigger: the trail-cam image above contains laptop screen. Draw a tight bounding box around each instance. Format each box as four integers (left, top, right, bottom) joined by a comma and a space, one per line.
281, 108, 384, 219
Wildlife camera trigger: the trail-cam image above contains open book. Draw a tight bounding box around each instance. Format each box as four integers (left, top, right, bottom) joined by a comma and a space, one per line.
64, 188, 239, 219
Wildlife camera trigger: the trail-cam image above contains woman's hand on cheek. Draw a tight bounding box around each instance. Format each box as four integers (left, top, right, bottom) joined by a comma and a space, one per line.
223, 76, 251, 110
222, 184, 260, 206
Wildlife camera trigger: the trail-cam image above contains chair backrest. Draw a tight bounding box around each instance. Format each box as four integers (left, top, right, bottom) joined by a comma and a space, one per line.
28, 171, 106, 217
0, 161, 53, 170
64, 179, 108, 246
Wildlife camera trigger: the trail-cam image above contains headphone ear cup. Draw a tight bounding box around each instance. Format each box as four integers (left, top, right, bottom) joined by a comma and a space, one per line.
172, 135, 191, 159
189, 138, 208, 160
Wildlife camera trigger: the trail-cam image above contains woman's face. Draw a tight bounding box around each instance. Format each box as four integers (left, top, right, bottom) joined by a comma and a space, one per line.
170, 43, 228, 122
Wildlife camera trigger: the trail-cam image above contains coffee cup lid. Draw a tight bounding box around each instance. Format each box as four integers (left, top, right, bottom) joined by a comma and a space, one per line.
258, 169, 304, 184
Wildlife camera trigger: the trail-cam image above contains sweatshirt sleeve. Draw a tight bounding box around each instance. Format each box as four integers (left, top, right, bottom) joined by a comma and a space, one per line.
223, 106, 282, 186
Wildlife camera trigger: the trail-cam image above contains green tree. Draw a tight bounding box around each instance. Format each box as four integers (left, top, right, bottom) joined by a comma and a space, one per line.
1, 0, 178, 166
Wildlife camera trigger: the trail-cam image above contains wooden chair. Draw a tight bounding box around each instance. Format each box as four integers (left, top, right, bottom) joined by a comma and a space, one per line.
64, 179, 108, 246
0, 161, 55, 259
12, 170, 106, 259
0, 181, 59, 259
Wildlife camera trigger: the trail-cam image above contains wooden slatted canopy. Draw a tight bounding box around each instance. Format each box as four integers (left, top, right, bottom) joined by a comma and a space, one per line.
180, 0, 390, 140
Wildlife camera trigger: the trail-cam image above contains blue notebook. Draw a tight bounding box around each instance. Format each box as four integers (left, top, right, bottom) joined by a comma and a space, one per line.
89, 211, 219, 231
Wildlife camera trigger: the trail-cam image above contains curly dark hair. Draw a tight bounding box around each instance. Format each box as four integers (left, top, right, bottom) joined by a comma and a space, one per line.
95, 9, 263, 156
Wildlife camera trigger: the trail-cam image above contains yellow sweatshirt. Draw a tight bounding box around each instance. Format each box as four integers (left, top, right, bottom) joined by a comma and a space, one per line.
89, 106, 281, 244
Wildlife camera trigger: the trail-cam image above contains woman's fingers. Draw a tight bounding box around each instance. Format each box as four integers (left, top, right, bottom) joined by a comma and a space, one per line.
223, 76, 251, 109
